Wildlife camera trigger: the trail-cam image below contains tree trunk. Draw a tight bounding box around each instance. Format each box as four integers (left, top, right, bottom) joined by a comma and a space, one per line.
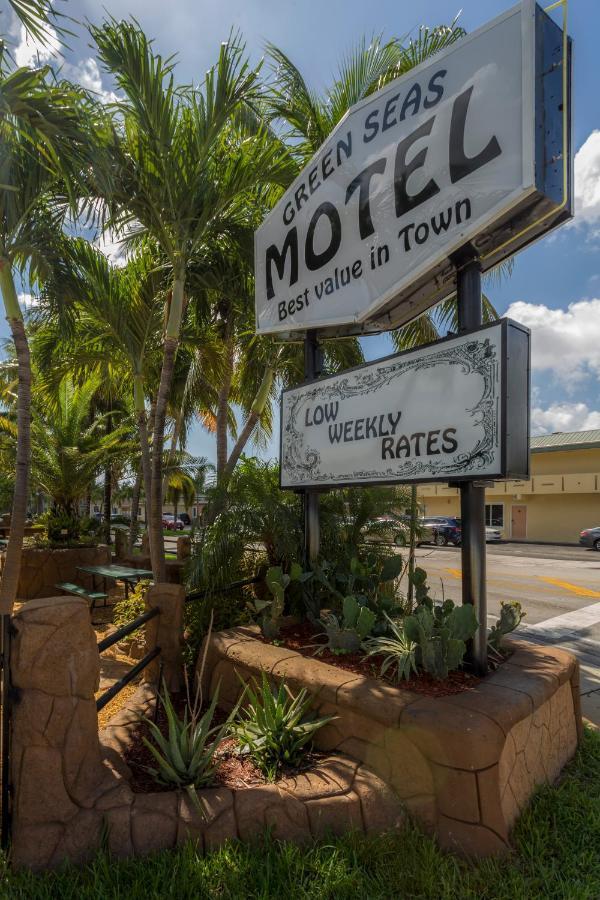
134, 374, 154, 571
150, 266, 185, 583
162, 408, 183, 499
216, 336, 234, 480
0, 267, 31, 613
128, 461, 142, 555
84, 490, 91, 518
223, 365, 275, 482
103, 464, 112, 545
150, 336, 177, 583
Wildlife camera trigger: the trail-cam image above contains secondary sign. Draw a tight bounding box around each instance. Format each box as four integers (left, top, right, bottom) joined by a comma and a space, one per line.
256, 1, 572, 337
280, 320, 530, 489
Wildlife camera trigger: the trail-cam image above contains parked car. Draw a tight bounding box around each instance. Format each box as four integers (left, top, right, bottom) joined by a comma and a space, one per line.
177, 512, 191, 527
485, 526, 503, 542
162, 514, 184, 531
579, 526, 600, 550
364, 516, 409, 546
419, 516, 462, 546
110, 514, 131, 526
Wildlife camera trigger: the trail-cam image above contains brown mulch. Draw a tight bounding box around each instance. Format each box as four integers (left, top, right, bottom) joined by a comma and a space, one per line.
264, 620, 503, 698
122, 693, 325, 793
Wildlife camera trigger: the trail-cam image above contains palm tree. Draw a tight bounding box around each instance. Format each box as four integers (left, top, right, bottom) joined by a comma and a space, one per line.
35, 237, 166, 565
88, 20, 295, 582
0, 375, 132, 526
266, 23, 464, 165
0, 73, 99, 611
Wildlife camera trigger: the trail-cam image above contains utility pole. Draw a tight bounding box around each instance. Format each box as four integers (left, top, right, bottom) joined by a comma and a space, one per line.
455, 247, 488, 675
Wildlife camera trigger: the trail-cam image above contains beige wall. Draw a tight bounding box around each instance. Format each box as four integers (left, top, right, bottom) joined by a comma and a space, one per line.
418, 445, 600, 544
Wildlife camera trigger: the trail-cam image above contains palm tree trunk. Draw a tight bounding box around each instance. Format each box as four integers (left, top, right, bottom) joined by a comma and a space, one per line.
134, 376, 154, 571
128, 461, 142, 555
84, 490, 91, 518
0, 265, 31, 614
150, 265, 186, 583
223, 364, 274, 481
161, 408, 183, 498
103, 464, 112, 545
216, 336, 234, 480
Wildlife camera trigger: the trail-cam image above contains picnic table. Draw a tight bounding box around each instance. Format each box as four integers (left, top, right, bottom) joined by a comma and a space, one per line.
76, 563, 153, 597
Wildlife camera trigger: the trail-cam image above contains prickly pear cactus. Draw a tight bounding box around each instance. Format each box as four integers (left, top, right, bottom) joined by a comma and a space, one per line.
488, 601, 525, 651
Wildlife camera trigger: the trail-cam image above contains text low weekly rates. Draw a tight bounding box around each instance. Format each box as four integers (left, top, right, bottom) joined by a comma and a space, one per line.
304, 402, 458, 460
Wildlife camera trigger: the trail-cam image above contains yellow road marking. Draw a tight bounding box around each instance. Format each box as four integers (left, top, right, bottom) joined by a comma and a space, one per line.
539, 577, 600, 599
445, 568, 462, 578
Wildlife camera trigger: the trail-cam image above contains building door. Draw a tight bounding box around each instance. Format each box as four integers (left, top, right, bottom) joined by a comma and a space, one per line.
511, 505, 527, 539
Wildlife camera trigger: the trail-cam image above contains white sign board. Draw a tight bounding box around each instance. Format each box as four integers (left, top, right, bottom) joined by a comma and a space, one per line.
256, 1, 571, 337
280, 321, 530, 489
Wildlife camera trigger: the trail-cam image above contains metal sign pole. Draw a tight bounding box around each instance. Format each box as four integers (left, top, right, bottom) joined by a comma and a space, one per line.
455, 249, 488, 675
303, 330, 321, 564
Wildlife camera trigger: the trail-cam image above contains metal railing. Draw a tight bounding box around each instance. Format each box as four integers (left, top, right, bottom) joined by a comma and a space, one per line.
185, 574, 261, 605
96, 605, 161, 712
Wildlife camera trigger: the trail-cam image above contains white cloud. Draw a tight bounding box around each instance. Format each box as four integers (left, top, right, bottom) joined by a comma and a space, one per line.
531, 402, 600, 436
18, 292, 39, 310
14, 22, 60, 68
65, 57, 119, 105
93, 229, 129, 267
574, 130, 600, 231
506, 298, 600, 386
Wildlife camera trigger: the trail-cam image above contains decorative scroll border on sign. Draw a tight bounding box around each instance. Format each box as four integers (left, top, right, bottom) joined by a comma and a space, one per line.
282, 336, 500, 485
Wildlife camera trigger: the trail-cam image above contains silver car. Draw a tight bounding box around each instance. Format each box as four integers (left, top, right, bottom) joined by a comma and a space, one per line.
580, 527, 600, 551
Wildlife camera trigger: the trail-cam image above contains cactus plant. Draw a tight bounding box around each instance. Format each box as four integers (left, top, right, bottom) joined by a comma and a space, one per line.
314, 595, 377, 654
488, 601, 525, 653
404, 600, 478, 679
247, 562, 311, 638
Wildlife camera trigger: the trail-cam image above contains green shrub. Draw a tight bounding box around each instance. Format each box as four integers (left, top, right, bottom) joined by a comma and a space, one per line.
233, 673, 334, 780
113, 579, 151, 642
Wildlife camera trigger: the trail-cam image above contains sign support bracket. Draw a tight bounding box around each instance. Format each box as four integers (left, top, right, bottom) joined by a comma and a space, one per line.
455, 247, 488, 675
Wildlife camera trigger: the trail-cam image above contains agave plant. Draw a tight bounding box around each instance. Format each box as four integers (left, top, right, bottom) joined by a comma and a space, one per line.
363, 614, 418, 683
142, 682, 234, 801
233, 673, 333, 780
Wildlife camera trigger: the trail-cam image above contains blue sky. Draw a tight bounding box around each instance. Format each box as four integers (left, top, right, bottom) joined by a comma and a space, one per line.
3, 0, 600, 462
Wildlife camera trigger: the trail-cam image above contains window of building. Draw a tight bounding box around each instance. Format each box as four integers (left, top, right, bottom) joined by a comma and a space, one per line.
485, 504, 504, 527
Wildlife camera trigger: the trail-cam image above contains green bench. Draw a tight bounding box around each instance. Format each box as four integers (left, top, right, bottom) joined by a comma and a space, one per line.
55, 582, 108, 611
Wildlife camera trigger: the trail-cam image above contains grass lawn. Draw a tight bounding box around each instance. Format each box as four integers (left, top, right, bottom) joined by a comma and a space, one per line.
3, 728, 599, 899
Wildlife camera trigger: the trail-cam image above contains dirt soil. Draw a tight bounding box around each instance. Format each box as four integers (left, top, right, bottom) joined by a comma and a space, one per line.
267, 620, 501, 698
122, 693, 325, 793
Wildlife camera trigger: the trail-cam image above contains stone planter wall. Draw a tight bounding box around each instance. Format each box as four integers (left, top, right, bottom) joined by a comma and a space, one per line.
200, 627, 582, 857
3, 545, 111, 599
9, 597, 402, 871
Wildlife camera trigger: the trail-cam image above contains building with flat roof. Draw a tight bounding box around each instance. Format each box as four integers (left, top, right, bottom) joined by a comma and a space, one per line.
417, 429, 600, 544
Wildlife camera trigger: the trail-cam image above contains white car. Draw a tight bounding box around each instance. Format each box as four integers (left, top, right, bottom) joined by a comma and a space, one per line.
485, 526, 502, 542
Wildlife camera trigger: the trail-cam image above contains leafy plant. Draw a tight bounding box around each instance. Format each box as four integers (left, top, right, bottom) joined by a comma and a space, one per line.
233, 673, 333, 780
143, 681, 235, 802
363, 614, 418, 682
404, 600, 478, 680
316, 595, 377, 655
113, 579, 151, 645
488, 601, 525, 654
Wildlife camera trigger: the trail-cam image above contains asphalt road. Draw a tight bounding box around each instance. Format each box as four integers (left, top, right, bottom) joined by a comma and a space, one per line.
403, 542, 600, 724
